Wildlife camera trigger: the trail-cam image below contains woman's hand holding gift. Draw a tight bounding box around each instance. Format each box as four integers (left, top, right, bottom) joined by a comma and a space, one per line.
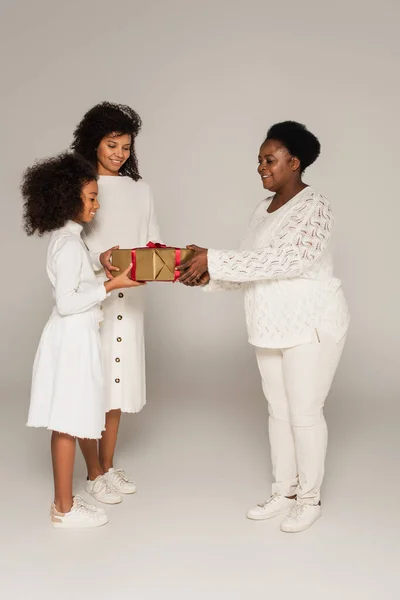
100, 245, 120, 279
178, 244, 209, 286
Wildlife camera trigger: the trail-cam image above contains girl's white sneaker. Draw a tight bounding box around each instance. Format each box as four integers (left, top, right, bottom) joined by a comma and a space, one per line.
51, 496, 109, 529
85, 475, 122, 504
104, 468, 137, 494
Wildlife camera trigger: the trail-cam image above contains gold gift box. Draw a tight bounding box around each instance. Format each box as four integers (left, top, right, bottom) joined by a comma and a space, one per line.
111, 247, 194, 281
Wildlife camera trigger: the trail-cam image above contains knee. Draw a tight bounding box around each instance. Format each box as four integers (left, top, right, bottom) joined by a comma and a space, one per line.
290, 408, 324, 428
268, 402, 291, 423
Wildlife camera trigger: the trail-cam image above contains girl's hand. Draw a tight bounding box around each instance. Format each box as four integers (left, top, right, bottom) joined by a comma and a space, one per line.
104, 265, 146, 293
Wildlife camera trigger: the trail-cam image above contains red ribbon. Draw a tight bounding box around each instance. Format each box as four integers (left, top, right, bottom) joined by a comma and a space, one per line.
130, 248, 137, 281
146, 242, 167, 249
130, 242, 181, 281
173, 249, 181, 281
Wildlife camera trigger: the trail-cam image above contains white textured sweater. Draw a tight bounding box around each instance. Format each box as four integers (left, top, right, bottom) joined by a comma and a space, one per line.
207, 187, 349, 348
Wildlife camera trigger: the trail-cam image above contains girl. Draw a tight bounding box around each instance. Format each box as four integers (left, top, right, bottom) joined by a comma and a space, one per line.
71, 102, 163, 504
179, 121, 350, 533
23, 152, 143, 528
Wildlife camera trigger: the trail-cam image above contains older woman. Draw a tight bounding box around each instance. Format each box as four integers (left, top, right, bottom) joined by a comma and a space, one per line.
179, 121, 349, 533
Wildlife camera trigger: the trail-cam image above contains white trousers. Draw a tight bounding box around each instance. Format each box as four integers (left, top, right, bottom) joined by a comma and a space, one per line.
255, 331, 346, 505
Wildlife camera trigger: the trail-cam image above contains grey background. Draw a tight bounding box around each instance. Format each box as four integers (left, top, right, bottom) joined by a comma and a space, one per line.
0, 1, 399, 599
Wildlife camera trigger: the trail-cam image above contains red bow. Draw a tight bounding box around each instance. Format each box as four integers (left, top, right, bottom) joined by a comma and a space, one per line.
146, 242, 167, 249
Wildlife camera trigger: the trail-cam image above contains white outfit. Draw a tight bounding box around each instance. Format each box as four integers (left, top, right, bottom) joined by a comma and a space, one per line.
84, 176, 162, 413
27, 221, 107, 439
206, 187, 349, 504
207, 187, 349, 348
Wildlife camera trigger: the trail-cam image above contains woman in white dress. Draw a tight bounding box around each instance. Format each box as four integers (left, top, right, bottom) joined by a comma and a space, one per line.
179, 122, 350, 533
22, 152, 142, 528
71, 102, 162, 504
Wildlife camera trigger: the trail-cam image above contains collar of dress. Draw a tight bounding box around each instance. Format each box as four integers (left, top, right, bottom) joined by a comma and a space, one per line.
64, 220, 83, 236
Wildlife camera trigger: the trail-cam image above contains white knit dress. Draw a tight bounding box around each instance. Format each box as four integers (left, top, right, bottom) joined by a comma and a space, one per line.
27, 221, 107, 439
207, 187, 349, 348
84, 176, 162, 413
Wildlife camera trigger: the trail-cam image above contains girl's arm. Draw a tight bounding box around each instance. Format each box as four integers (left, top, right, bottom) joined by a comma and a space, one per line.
207, 194, 333, 283
53, 238, 107, 316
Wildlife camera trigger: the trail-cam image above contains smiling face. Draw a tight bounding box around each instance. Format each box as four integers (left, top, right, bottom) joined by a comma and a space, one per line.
96, 133, 132, 176
76, 179, 99, 223
257, 139, 300, 193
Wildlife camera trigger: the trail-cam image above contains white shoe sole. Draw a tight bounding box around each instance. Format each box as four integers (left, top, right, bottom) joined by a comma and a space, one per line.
52, 516, 109, 529
280, 511, 322, 533
118, 487, 137, 495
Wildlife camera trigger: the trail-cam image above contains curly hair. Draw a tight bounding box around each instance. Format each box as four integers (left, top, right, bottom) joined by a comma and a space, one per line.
22, 152, 98, 236
264, 121, 321, 172
71, 102, 142, 180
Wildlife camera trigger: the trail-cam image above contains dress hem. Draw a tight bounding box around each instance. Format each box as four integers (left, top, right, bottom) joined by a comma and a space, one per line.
26, 423, 105, 440
105, 405, 145, 415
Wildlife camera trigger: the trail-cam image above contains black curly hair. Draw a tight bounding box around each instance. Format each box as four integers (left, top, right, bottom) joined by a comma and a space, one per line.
71, 102, 142, 180
264, 121, 321, 172
22, 152, 98, 236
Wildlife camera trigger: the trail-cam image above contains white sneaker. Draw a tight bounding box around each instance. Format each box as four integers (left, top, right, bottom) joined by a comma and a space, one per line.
104, 468, 137, 494
74, 494, 106, 515
280, 501, 322, 533
85, 475, 122, 504
51, 496, 109, 529
246, 494, 296, 520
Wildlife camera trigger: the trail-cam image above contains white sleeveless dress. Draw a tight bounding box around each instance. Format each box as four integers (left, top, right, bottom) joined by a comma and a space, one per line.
84, 176, 162, 413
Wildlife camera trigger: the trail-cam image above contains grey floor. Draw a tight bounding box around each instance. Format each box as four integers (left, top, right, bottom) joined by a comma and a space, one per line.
1, 376, 399, 600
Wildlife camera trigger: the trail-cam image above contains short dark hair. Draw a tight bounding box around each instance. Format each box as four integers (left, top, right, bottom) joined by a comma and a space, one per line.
71, 102, 142, 180
22, 152, 97, 236
264, 121, 321, 172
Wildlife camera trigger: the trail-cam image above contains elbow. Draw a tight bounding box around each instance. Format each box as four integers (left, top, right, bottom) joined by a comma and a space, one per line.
55, 286, 83, 315
56, 294, 77, 316
56, 301, 73, 316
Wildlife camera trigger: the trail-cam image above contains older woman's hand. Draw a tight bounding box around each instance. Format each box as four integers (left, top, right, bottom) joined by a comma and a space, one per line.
181, 271, 210, 287
178, 244, 209, 285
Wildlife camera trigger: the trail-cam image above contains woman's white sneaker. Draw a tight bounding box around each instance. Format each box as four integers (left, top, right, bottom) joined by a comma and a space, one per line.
51, 496, 109, 529
246, 494, 296, 520
85, 475, 122, 504
103, 468, 137, 494
280, 501, 321, 533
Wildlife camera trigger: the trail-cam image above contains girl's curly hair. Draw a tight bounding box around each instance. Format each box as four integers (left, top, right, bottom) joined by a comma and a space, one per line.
264, 121, 321, 173
71, 102, 142, 180
22, 152, 98, 236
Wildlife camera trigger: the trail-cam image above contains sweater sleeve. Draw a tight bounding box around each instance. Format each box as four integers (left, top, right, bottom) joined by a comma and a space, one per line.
203, 279, 242, 292
207, 194, 333, 283
53, 238, 107, 316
